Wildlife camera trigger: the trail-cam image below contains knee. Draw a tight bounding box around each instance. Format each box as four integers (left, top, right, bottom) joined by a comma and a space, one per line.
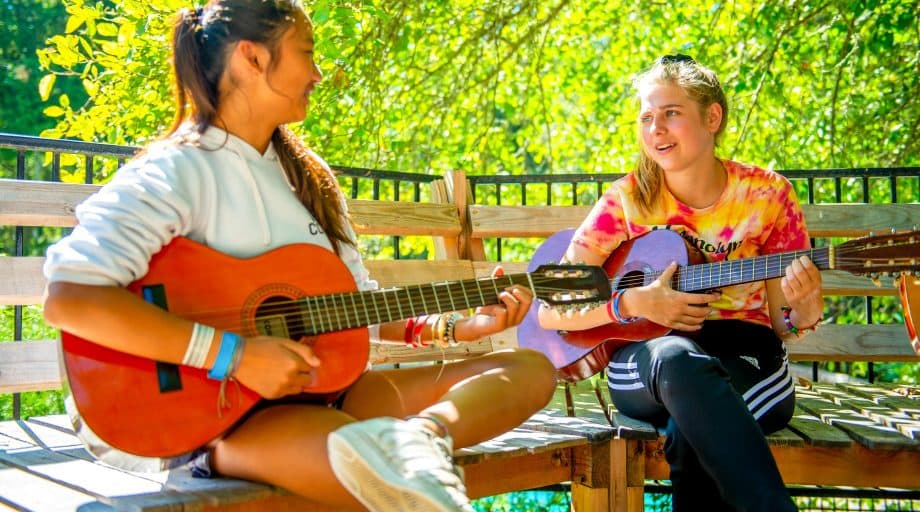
651, 337, 726, 392
491, 348, 558, 401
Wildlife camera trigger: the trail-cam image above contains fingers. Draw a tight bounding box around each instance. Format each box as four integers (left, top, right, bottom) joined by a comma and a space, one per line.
286, 338, 322, 367
782, 256, 822, 300
657, 261, 679, 287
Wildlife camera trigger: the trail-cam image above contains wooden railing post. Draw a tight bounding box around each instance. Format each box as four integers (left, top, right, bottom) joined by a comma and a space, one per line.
440, 170, 486, 261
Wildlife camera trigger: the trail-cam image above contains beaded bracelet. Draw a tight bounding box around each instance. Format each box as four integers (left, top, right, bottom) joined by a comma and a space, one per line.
781, 306, 821, 336
444, 312, 463, 346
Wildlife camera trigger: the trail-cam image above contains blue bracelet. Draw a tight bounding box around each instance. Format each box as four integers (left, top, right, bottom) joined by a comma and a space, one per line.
208, 331, 242, 380
612, 290, 637, 324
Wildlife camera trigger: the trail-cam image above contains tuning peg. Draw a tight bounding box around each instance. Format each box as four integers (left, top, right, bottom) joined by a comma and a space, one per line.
871, 277, 882, 287
891, 271, 900, 278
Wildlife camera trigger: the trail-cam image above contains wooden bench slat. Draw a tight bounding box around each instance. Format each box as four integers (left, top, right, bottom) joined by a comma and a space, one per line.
0, 459, 104, 512
764, 427, 806, 447
783, 404, 853, 448
796, 396, 919, 450
809, 384, 920, 440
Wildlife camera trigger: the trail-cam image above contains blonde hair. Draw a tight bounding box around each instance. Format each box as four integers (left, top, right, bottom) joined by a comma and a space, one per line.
632, 55, 728, 214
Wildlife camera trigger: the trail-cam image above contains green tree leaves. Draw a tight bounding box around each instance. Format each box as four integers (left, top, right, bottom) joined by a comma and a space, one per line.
34, 0, 918, 181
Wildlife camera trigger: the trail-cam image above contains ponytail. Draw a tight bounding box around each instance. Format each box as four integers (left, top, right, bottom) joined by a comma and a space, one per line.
166, 1, 354, 253
171, 7, 219, 135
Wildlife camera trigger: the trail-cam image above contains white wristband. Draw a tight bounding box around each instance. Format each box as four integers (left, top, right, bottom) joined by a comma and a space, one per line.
182, 322, 215, 368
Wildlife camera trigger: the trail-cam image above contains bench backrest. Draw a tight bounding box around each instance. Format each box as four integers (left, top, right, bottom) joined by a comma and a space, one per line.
0, 178, 510, 395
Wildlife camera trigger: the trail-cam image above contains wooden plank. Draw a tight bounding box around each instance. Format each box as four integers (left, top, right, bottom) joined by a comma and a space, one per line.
0, 459, 105, 511
810, 383, 920, 440
608, 439, 645, 512
764, 427, 806, 447
349, 199, 461, 237
370, 339, 494, 364
0, 256, 45, 305
467, 203, 920, 239
820, 271, 897, 296
642, 437, 920, 488
783, 405, 852, 448
771, 443, 920, 488
0, 180, 462, 237
0, 341, 61, 393
785, 324, 919, 361
463, 449, 572, 499
796, 396, 919, 450
364, 259, 474, 288
454, 426, 587, 465
0, 179, 98, 227
801, 203, 920, 237
469, 205, 591, 238
429, 179, 460, 260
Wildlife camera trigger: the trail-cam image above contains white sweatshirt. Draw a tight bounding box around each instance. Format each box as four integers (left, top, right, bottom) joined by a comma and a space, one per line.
44, 125, 377, 292
43, 126, 381, 471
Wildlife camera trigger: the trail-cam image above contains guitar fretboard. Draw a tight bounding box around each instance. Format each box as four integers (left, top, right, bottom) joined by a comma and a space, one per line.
672, 247, 833, 292
283, 274, 535, 335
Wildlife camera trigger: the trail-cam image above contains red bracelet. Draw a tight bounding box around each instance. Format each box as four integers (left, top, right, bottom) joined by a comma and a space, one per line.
412, 315, 429, 347
404, 317, 416, 346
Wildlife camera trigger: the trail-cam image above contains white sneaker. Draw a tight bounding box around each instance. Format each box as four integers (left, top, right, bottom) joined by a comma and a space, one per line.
328, 417, 474, 512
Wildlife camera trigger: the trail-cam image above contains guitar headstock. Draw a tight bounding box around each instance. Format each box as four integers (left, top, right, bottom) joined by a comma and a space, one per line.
836, 229, 920, 278
531, 264, 611, 306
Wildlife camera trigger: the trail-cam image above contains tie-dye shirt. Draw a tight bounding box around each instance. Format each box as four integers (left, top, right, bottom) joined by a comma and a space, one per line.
572, 160, 810, 327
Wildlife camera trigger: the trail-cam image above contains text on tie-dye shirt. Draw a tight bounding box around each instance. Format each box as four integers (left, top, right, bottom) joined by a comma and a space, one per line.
572, 160, 810, 327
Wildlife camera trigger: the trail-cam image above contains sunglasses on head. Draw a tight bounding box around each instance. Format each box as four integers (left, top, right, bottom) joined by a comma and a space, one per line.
658, 54, 695, 64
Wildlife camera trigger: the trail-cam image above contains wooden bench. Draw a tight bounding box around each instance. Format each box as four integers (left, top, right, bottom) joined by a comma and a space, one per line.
2, 170, 919, 511
459, 169, 920, 511
0, 176, 613, 511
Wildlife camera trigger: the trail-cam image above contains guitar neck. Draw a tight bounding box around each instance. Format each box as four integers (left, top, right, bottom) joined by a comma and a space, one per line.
674, 247, 832, 292
295, 273, 533, 335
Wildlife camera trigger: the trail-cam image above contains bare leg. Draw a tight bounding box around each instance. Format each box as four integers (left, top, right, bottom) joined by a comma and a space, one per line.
208, 348, 556, 507
210, 404, 365, 509
342, 348, 557, 447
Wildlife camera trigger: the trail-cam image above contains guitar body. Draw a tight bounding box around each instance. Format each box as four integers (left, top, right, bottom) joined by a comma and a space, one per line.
519, 229, 705, 382
61, 238, 369, 458
899, 275, 920, 355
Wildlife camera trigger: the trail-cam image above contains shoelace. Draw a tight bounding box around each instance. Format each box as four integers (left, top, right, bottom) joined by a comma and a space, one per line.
379, 429, 465, 488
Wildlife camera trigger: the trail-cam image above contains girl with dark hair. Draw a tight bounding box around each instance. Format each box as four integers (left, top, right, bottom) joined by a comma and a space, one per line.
41, 2, 557, 511
539, 55, 824, 511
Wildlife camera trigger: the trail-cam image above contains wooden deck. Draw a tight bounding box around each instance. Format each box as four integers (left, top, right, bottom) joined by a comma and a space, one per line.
3, 381, 917, 511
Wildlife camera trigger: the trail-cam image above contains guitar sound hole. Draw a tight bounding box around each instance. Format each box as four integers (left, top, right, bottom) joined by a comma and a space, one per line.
254, 295, 306, 340
617, 270, 646, 291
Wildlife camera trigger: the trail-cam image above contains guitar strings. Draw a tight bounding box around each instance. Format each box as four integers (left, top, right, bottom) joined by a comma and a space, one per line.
149, 273, 598, 334
150, 239, 919, 334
